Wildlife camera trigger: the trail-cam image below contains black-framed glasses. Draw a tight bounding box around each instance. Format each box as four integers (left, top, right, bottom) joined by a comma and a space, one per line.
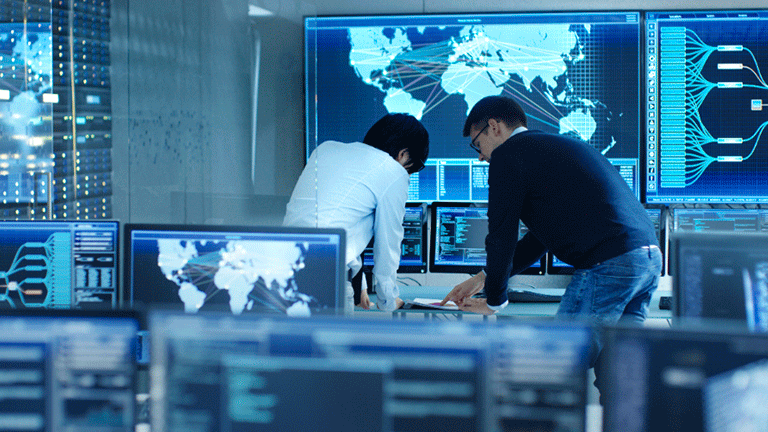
470, 123, 489, 153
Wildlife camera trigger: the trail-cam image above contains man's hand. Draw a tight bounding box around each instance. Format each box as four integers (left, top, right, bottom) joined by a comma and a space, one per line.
456, 297, 495, 315
440, 272, 486, 306
357, 290, 373, 310
395, 297, 405, 310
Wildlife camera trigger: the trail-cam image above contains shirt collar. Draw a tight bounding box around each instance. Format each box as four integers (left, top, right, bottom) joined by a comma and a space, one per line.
510, 126, 528, 139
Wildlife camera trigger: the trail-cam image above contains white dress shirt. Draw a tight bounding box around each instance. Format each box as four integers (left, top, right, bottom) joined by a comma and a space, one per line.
283, 141, 409, 311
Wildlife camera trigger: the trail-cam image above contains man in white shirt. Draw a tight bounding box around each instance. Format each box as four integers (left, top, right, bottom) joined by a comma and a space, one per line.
284, 114, 429, 314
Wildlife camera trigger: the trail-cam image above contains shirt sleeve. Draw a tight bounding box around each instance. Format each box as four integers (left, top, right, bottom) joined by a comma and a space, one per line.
372, 170, 409, 312
484, 150, 528, 307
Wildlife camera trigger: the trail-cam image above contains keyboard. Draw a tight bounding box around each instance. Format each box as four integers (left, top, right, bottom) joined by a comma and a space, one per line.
507, 289, 562, 303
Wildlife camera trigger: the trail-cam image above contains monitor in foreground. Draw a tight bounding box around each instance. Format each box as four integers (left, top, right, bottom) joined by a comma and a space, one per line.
602, 323, 768, 432
0, 313, 138, 430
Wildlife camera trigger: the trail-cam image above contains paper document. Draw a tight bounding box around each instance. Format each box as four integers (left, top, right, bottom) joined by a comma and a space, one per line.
407, 298, 459, 311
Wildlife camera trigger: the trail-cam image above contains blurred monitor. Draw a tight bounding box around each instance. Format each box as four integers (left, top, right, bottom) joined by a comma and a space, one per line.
0, 311, 138, 431
602, 324, 768, 432
429, 203, 544, 274
149, 312, 493, 432
548, 207, 666, 275
124, 224, 346, 316
361, 203, 428, 273
671, 232, 768, 332
0, 220, 119, 309
488, 322, 592, 431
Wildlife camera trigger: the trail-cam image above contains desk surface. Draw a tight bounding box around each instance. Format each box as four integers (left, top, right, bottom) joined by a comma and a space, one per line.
358, 285, 672, 320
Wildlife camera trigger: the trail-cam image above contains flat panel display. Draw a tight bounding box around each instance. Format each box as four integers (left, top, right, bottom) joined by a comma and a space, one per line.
150, 312, 592, 432
361, 203, 428, 273
602, 324, 768, 432
429, 203, 544, 274
306, 12, 642, 201
0, 220, 119, 309
645, 11, 768, 203
124, 224, 346, 316
0, 313, 137, 431
673, 208, 768, 232
671, 232, 768, 332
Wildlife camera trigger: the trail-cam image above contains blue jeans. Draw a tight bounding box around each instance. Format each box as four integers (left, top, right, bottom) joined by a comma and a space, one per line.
556, 246, 662, 397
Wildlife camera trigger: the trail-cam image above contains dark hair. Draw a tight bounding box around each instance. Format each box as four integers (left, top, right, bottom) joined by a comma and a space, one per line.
363, 113, 429, 174
462, 96, 527, 137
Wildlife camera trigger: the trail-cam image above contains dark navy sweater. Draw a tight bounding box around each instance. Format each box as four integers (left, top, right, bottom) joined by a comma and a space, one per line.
484, 130, 658, 307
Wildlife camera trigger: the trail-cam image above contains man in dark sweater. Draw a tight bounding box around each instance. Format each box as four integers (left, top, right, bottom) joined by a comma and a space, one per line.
441, 96, 661, 375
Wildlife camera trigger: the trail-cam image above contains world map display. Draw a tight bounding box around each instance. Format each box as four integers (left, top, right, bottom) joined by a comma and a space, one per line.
129, 232, 342, 317
156, 239, 316, 316
307, 14, 641, 162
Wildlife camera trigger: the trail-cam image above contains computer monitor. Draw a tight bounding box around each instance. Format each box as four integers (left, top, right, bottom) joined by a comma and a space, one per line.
671, 232, 768, 332
429, 203, 545, 274
124, 224, 346, 316
361, 203, 428, 273
0, 220, 119, 309
645, 11, 768, 204
306, 12, 642, 202
149, 312, 493, 432
0, 311, 138, 430
673, 208, 768, 232
548, 207, 666, 275
601, 324, 768, 432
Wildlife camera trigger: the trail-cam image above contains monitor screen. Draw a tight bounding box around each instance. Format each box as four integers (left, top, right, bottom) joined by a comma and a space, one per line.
306, 12, 642, 202
645, 11, 768, 203
0, 313, 138, 431
0, 220, 119, 309
429, 204, 545, 274
361, 203, 428, 273
149, 312, 493, 432
673, 208, 768, 232
671, 232, 768, 332
124, 224, 346, 316
548, 208, 666, 275
602, 324, 768, 432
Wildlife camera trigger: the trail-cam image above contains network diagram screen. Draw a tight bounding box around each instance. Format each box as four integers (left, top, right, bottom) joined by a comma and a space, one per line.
646, 11, 768, 203
306, 12, 642, 202
0, 220, 119, 309
125, 225, 346, 316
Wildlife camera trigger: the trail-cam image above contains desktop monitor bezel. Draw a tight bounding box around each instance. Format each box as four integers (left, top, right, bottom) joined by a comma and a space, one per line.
428, 202, 545, 275
123, 223, 347, 315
